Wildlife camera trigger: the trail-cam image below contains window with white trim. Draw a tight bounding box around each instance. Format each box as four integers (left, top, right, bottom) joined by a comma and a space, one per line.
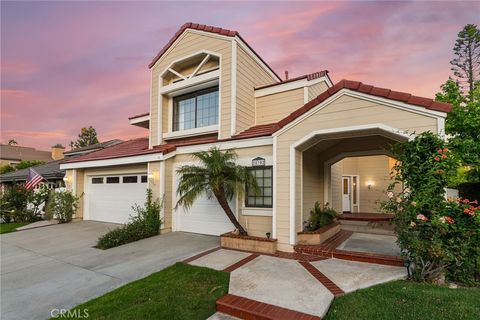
245, 167, 273, 208
173, 86, 218, 131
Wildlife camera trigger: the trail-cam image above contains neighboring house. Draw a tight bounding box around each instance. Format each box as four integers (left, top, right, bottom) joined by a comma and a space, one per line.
0, 140, 123, 188
0, 144, 63, 166
60, 23, 451, 252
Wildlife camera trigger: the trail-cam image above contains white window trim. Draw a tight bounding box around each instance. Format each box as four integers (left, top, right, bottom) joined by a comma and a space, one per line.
166, 83, 220, 136
164, 125, 219, 140
159, 70, 220, 96
241, 207, 272, 217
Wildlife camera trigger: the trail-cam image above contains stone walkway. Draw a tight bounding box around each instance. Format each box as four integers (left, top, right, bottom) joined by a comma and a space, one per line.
185, 232, 407, 319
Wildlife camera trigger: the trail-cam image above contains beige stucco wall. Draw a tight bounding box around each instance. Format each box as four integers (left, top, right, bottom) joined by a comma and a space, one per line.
236, 45, 277, 134
255, 88, 304, 125
150, 31, 232, 145
275, 93, 439, 249
308, 81, 329, 101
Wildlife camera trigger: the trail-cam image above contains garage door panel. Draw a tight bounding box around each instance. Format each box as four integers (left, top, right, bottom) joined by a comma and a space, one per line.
88, 174, 147, 224
175, 190, 235, 236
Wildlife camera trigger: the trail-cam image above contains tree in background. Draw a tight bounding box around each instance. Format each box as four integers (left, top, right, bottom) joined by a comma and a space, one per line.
436, 24, 480, 184
69, 126, 99, 149
7, 139, 18, 145
0, 160, 46, 175
450, 24, 480, 96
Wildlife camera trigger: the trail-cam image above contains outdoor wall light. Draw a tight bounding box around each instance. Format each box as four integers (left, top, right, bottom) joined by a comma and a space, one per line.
148, 173, 156, 185
367, 181, 374, 190
63, 176, 70, 183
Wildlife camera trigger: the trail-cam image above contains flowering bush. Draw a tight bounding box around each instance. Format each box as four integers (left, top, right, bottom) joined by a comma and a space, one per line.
383, 132, 480, 284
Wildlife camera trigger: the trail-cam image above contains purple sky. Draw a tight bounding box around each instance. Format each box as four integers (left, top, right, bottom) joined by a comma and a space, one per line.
1, 1, 478, 150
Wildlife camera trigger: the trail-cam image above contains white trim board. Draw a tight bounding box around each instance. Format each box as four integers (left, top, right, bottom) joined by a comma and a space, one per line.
254, 76, 329, 98
230, 40, 237, 136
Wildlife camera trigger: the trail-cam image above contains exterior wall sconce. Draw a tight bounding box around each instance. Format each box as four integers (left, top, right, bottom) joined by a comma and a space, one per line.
367, 181, 374, 190
148, 173, 157, 185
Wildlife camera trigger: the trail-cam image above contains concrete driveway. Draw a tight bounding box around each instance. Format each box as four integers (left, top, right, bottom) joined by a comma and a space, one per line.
0, 221, 219, 320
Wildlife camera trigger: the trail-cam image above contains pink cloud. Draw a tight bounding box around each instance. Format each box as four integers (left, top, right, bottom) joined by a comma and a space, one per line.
1, 1, 477, 150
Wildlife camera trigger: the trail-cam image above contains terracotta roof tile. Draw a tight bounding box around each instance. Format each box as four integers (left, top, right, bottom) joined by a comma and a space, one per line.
128, 112, 149, 120
233, 79, 452, 140
67, 79, 452, 164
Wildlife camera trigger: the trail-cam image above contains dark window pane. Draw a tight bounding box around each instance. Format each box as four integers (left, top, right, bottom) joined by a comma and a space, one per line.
173, 87, 218, 131
92, 177, 103, 184
141, 175, 148, 183
106, 177, 120, 184
123, 176, 138, 183
245, 167, 273, 208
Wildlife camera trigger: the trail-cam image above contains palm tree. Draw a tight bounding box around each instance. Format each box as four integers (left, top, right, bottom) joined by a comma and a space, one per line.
176, 148, 259, 236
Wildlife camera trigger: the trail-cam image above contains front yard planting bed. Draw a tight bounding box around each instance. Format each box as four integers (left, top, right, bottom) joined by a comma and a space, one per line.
0, 222, 29, 234
62, 263, 229, 320
324, 280, 480, 320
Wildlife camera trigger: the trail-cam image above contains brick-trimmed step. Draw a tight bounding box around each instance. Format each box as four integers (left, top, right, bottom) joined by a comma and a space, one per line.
295, 245, 404, 267
216, 294, 321, 320
182, 247, 221, 263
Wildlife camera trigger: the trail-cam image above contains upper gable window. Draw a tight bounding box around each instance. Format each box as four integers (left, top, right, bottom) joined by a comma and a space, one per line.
173, 86, 219, 131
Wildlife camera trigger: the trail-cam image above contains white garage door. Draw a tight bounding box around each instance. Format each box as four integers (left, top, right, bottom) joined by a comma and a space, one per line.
87, 174, 147, 224
174, 172, 235, 235
175, 193, 235, 235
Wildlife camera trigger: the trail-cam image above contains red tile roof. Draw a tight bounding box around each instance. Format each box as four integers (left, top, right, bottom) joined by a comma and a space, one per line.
148, 22, 281, 81
128, 112, 149, 120
255, 70, 330, 90
66, 80, 451, 164
234, 79, 452, 138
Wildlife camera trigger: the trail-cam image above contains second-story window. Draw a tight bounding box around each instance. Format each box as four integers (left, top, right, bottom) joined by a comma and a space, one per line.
173, 86, 219, 131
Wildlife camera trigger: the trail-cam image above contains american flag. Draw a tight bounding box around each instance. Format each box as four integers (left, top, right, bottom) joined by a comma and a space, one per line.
25, 168, 44, 189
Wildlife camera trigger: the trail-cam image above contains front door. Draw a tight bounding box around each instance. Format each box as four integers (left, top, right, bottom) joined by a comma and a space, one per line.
342, 176, 351, 212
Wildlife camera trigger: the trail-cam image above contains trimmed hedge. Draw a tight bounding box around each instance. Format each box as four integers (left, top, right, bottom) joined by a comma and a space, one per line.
96, 189, 162, 249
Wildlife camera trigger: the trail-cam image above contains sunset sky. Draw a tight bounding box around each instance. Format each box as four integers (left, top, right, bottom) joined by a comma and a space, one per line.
1, 1, 478, 150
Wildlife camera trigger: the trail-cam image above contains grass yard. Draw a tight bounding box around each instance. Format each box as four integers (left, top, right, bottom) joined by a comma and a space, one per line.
0, 222, 29, 234
64, 262, 229, 320
324, 280, 480, 320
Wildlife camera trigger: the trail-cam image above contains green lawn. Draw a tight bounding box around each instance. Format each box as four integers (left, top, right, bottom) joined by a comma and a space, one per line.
324, 280, 480, 320
64, 262, 229, 320
0, 222, 29, 234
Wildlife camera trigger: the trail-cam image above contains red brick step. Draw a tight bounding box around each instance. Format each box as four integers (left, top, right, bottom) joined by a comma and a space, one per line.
216, 294, 321, 320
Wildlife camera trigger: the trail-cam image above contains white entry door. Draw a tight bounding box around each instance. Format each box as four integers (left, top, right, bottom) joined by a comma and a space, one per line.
342, 176, 352, 212
87, 174, 147, 224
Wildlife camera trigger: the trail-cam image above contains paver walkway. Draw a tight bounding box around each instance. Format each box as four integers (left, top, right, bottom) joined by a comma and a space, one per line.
186, 232, 407, 319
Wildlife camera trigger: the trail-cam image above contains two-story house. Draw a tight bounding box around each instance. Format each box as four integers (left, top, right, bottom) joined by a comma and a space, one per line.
60, 23, 451, 252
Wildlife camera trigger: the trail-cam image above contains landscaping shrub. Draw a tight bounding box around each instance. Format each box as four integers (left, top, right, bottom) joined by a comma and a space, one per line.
96, 189, 162, 249
45, 190, 79, 223
382, 132, 480, 285
458, 182, 480, 202
305, 201, 338, 231
0, 184, 48, 223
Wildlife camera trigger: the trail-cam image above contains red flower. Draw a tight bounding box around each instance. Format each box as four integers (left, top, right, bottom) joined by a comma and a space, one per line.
462, 198, 470, 203
443, 147, 449, 152
464, 208, 471, 214
441, 154, 447, 159
434, 157, 440, 161
445, 216, 455, 224
437, 149, 443, 154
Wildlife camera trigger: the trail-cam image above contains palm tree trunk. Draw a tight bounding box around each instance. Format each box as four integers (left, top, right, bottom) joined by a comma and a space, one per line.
214, 190, 248, 236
